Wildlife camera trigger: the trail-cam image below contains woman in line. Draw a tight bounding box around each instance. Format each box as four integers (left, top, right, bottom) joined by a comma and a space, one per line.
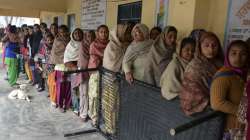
77, 30, 95, 122
160, 37, 196, 100
123, 23, 153, 84
144, 26, 177, 87
88, 25, 109, 126
211, 40, 249, 134
4, 26, 20, 87
64, 28, 84, 116
180, 32, 224, 116
102, 23, 134, 134
50, 25, 70, 112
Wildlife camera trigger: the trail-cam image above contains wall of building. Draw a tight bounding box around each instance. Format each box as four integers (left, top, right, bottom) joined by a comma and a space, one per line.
39, 0, 229, 43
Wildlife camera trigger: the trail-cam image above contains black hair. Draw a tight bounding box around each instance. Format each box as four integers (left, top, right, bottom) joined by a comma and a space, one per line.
40, 22, 47, 28
46, 33, 54, 40
9, 25, 17, 33
59, 25, 69, 32
34, 24, 40, 28
150, 26, 162, 33
180, 37, 196, 50
50, 23, 58, 28
28, 26, 33, 29
97, 24, 109, 32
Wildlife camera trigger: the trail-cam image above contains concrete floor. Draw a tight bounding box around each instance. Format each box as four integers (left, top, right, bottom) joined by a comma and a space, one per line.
0, 68, 106, 140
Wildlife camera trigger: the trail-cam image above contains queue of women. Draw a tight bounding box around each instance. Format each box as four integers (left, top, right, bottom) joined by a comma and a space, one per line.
1, 22, 250, 139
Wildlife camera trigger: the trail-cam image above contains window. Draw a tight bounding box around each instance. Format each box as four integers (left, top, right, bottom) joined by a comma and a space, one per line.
118, 1, 142, 24
67, 14, 76, 32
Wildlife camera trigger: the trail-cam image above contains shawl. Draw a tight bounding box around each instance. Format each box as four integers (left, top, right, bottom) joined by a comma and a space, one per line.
103, 24, 131, 72
64, 32, 82, 63
50, 35, 70, 64
144, 33, 176, 86
88, 38, 109, 69
179, 36, 224, 115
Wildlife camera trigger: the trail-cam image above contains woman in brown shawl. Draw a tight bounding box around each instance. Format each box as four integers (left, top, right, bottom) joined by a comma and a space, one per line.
122, 23, 153, 84
102, 24, 134, 134
180, 32, 224, 116
144, 26, 177, 87
50, 25, 70, 112
88, 25, 109, 126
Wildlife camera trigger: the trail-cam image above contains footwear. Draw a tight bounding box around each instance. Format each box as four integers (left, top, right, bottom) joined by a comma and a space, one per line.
50, 102, 57, 108
80, 117, 88, 122
37, 87, 44, 92
59, 108, 66, 113
73, 111, 79, 116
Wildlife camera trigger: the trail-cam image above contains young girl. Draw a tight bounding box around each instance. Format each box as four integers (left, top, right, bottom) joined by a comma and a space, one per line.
160, 37, 196, 100
180, 32, 224, 116
88, 25, 109, 126
211, 40, 249, 133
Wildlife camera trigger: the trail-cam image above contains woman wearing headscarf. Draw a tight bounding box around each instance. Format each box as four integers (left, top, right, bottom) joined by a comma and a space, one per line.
88, 25, 109, 126
64, 28, 84, 116
180, 32, 224, 116
77, 30, 95, 122
122, 23, 153, 84
160, 37, 196, 100
144, 26, 177, 87
102, 23, 134, 134
211, 40, 249, 134
50, 25, 70, 112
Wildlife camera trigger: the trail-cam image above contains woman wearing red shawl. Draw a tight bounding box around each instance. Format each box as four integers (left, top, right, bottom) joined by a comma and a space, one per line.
210, 40, 249, 138
88, 25, 109, 126
180, 32, 224, 116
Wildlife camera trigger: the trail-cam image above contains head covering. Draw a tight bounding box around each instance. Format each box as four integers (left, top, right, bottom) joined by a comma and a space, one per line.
103, 24, 133, 72
143, 27, 177, 86
131, 23, 150, 40
224, 40, 249, 79
123, 24, 152, 65
49, 33, 70, 64
88, 37, 109, 69
179, 32, 224, 116
64, 28, 83, 63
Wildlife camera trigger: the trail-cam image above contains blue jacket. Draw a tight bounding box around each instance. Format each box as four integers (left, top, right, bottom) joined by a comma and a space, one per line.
5, 42, 18, 58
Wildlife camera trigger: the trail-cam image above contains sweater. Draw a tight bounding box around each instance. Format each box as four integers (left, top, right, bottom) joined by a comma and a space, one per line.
210, 69, 245, 130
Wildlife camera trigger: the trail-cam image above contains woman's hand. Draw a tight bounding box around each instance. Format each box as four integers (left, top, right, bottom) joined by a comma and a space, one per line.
125, 72, 134, 85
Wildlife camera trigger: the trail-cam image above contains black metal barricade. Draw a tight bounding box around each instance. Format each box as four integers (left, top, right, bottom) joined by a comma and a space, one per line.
64, 67, 225, 140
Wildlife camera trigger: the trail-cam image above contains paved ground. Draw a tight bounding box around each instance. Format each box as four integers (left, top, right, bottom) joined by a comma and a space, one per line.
0, 68, 106, 140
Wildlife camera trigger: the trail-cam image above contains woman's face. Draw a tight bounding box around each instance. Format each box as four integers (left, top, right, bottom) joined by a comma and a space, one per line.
98, 27, 109, 41
46, 37, 54, 46
133, 27, 144, 42
50, 25, 58, 36
228, 45, 248, 68
181, 43, 195, 62
28, 28, 33, 35
73, 30, 83, 41
200, 37, 219, 59
58, 29, 67, 38
164, 31, 177, 46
